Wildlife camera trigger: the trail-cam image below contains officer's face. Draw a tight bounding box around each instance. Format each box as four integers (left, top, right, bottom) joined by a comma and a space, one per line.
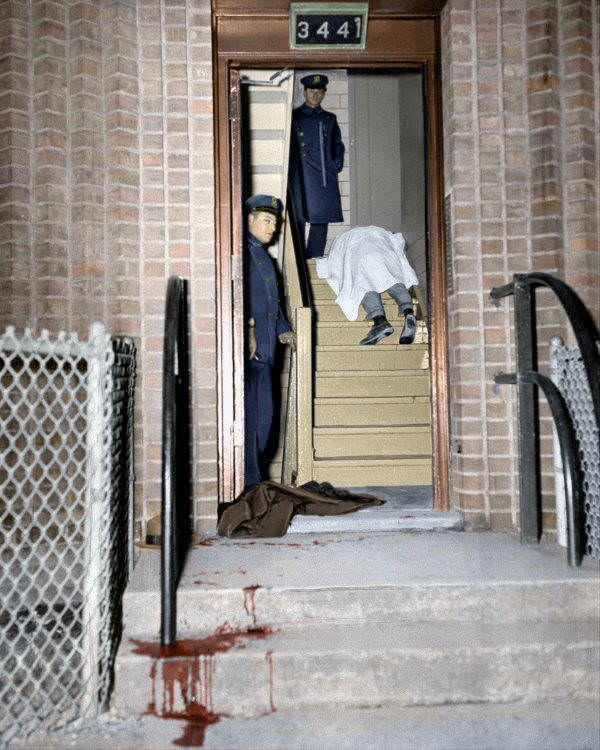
304, 87, 326, 108
248, 211, 278, 245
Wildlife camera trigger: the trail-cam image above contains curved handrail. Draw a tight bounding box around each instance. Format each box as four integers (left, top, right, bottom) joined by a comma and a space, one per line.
161, 276, 191, 646
490, 271, 599, 565
495, 369, 585, 565
491, 272, 600, 435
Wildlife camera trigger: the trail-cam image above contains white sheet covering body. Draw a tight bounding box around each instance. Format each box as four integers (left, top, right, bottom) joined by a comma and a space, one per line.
315, 226, 419, 321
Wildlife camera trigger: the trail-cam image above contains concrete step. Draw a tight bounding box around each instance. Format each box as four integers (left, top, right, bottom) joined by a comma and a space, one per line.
312, 455, 432, 485
315, 319, 429, 345
316, 344, 429, 371
16, 699, 600, 749
314, 395, 431, 426
112, 618, 599, 718
315, 369, 431, 398
313, 425, 432, 458
121, 532, 600, 637
115, 532, 600, 723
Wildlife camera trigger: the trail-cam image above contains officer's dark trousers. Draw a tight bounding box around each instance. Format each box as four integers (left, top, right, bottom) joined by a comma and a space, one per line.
244, 359, 274, 488
298, 221, 328, 258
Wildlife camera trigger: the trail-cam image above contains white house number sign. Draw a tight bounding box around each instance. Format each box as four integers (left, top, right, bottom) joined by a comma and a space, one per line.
290, 3, 368, 50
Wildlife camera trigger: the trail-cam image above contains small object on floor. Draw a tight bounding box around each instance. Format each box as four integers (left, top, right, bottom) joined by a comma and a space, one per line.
360, 315, 394, 346
399, 312, 417, 345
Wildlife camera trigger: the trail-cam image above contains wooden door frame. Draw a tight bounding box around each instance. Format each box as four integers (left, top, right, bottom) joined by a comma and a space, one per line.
212, 0, 450, 511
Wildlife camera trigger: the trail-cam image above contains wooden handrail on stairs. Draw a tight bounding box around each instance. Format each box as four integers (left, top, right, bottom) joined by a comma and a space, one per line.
281, 190, 313, 486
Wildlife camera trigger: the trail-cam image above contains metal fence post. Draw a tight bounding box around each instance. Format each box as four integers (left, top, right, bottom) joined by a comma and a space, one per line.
513, 277, 541, 544
549, 336, 567, 547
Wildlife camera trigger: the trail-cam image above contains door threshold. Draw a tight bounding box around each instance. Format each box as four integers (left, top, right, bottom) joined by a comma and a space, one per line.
288, 485, 463, 534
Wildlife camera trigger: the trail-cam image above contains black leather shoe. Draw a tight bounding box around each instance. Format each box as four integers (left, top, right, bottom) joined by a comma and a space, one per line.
360, 317, 394, 346
399, 313, 417, 345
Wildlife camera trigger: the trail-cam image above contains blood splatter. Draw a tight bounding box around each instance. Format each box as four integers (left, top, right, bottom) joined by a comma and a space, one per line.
132, 621, 278, 747
265, 651, 276, 714
197, 537, 217, 547
243, 584, 260, 626
194, 579, 219, 587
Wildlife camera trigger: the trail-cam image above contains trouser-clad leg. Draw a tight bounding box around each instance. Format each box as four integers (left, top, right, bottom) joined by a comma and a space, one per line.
305, 223, 328, 258
361, 291, 386, 320
244, 360, 274, 489
359, 291, 394, 346
387, 283, 413, 315
386, 283, 417, 344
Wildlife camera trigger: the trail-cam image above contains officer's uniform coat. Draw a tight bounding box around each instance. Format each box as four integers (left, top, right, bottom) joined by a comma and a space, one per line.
244, 231, 291, 487
289, 103, 345, 224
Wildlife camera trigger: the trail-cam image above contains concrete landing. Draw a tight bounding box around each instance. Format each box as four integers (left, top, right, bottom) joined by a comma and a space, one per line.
289, 485, 464, 532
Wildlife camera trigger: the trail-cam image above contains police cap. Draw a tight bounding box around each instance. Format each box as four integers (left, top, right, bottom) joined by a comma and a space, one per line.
246, 194, 283, 216
301, 73, 328, 89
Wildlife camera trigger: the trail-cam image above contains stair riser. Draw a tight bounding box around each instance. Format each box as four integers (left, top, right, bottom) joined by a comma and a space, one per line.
315, 374, 430, 398
316, 325, 429, 346
314, 431, 433, 457
312, 462, 432, 485
316, 349, 429, 371
315, 401, 431, 426
122, 582, 600, 638
112, 642, 599, 718
316, 300, 424, 322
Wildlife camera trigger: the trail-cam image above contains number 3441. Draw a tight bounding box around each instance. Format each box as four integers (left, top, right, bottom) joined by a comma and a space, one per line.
296, 16, 363, 42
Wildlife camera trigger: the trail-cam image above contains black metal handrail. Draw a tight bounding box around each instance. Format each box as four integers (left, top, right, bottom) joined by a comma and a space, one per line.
161, 276, 191, 645
286, 186, 313, 310
491, 272, 600, 566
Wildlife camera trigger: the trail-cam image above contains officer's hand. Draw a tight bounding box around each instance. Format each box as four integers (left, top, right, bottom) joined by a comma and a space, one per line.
247, 324, 258, 360
278, 331, 296, 351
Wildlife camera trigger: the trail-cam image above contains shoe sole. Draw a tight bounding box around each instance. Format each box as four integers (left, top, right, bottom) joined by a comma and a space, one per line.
360, 326, 394, 346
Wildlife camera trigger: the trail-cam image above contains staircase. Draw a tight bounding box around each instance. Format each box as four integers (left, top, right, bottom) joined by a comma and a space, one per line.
112, 530, 600, 740
269, 260, 433, 489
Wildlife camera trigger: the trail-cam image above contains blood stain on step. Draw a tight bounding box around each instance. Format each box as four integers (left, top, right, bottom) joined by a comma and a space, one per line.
132, 621, 278, 747
243, 584, 261, 626
264, 650, 276, 714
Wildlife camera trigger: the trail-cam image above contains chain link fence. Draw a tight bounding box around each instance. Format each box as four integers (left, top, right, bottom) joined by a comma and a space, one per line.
0, 323, 136, 742
550, 338, 600, 560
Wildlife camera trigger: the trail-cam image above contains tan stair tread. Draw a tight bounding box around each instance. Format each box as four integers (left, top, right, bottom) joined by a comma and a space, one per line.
316, 305, 427, 324
316, 349, 429, 372
314, 424, 431, 434
314, 395, 430, 404
314, 425, 432, 458
316, 368, 429, 378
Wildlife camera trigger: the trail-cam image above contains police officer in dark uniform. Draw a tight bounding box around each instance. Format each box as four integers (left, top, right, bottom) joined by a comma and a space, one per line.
244, 195, 296, 489
288, 74, 345, 258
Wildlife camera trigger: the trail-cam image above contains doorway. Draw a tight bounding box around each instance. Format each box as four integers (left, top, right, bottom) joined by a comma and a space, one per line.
211, 1, 449, 513
236, 67, 437, 516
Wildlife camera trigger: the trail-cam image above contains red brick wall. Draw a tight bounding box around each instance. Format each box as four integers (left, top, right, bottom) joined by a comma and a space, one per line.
441, 0, 599, 534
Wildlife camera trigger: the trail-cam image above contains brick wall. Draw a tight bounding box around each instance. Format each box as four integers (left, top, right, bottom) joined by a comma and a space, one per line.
441, 0, 599, 534
2, 0, 597, 540
0, 0, 217, 538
